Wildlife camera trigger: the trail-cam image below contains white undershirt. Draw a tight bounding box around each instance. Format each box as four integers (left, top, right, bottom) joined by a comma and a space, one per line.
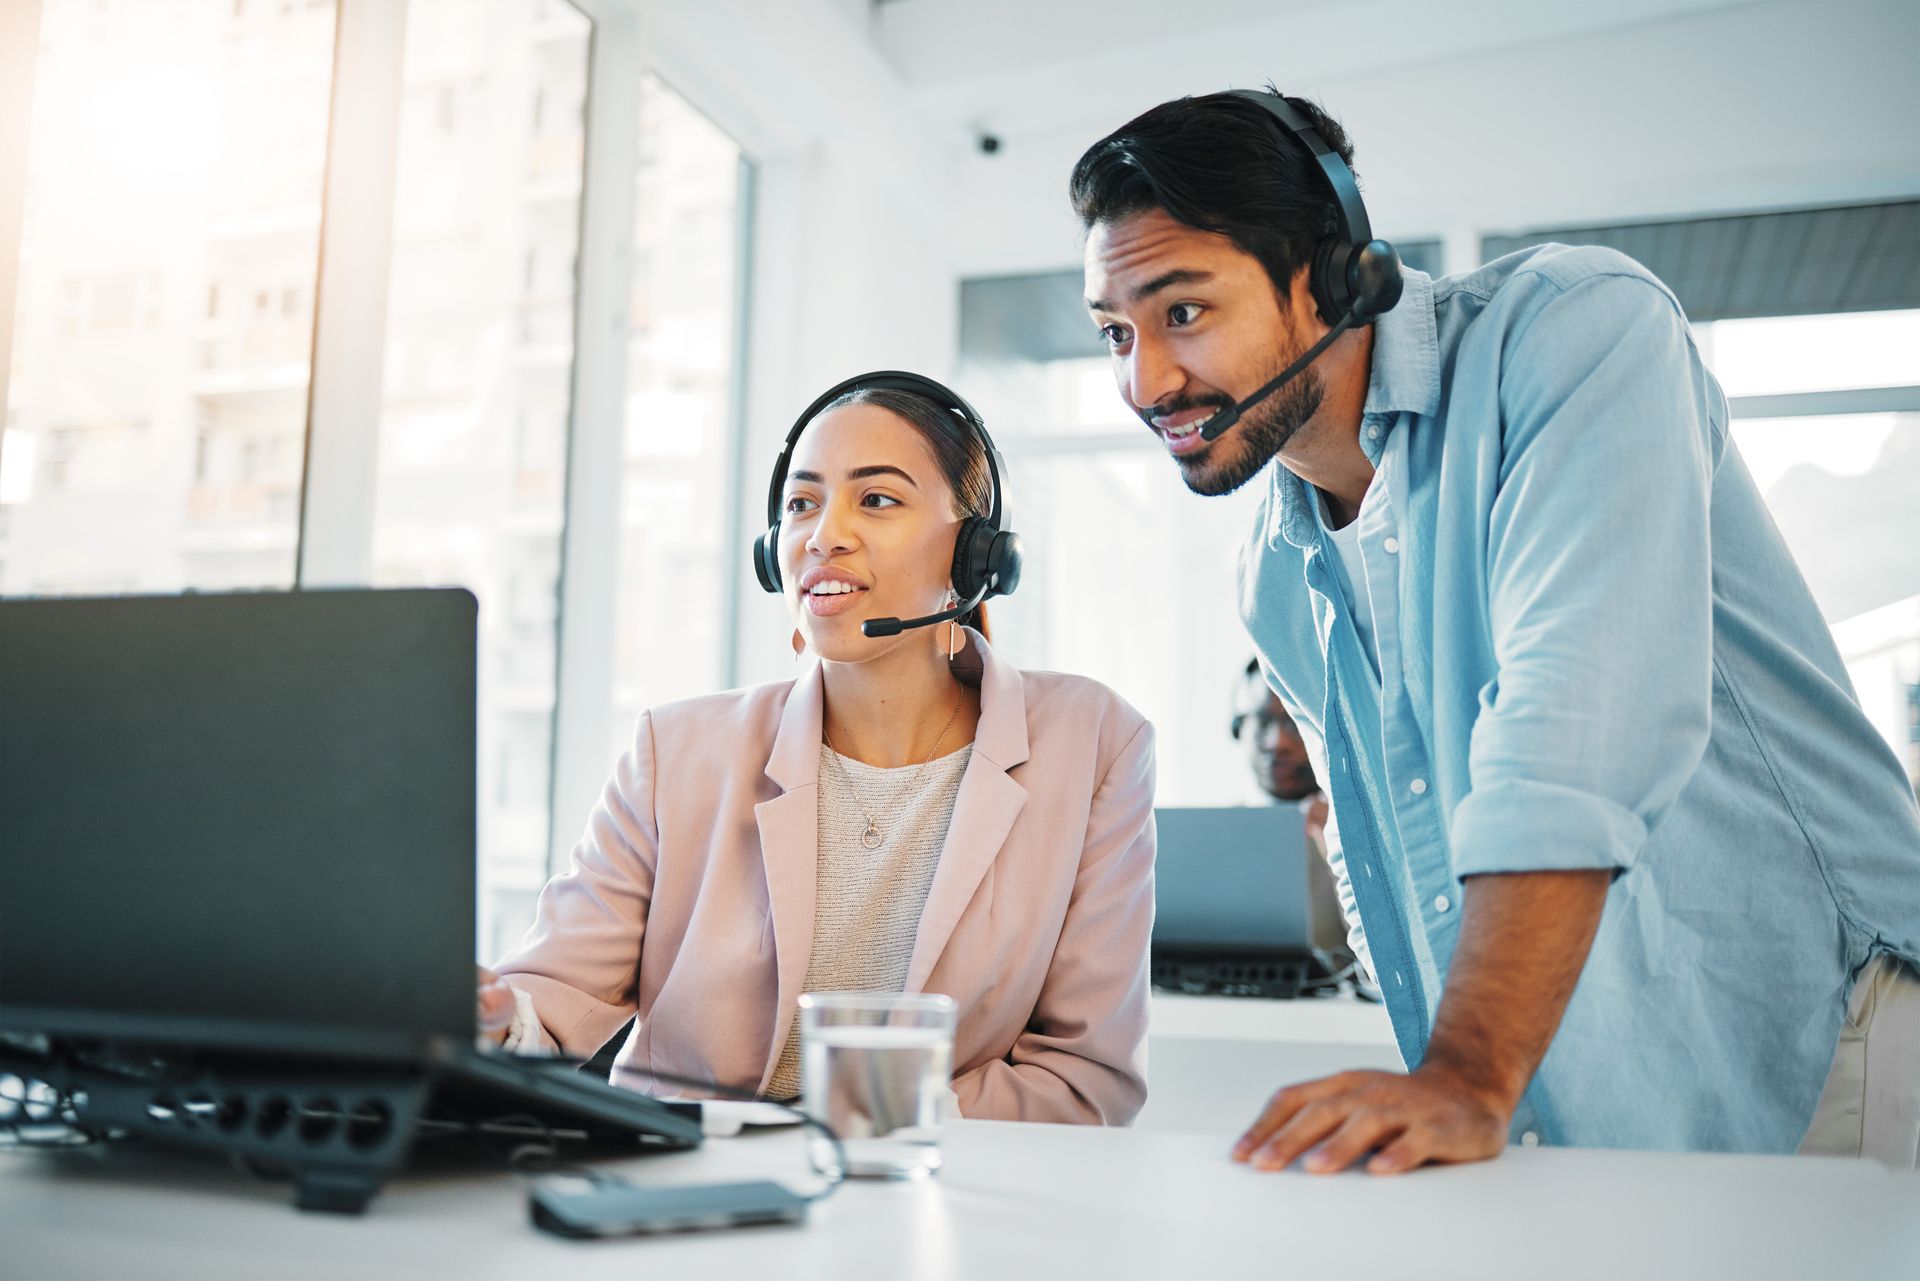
1316, 488, 1381, 680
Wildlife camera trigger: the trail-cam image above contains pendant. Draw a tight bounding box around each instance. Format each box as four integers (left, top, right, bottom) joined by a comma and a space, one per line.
861, 819, 884, 850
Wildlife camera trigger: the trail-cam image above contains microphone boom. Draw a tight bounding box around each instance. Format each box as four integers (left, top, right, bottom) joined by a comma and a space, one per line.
861, 575, 995, 640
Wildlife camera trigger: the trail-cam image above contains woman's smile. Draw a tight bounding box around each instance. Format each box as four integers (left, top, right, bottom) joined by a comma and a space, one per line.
799, 564, 871, 617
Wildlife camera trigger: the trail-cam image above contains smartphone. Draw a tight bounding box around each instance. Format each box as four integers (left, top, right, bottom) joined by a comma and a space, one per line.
529, 1177, 809, 1239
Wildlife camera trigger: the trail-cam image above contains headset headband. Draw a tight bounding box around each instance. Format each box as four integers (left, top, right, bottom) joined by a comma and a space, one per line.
1225, 89, 1374, 247
1189, 89, 1402, 443
763, 370, 1006, 532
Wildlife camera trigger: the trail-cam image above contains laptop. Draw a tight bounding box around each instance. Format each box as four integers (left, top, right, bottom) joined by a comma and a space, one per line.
1150, 805, 1323, 998
0, 589, 700, 1211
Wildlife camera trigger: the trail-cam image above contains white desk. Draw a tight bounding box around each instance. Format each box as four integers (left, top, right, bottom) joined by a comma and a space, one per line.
6, 1119, 1916, 1280
1142, 993, 1402, 1134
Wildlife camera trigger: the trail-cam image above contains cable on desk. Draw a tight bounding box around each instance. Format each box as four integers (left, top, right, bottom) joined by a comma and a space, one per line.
547, 1060, 850, 1204
1297, 948, 1382, 1002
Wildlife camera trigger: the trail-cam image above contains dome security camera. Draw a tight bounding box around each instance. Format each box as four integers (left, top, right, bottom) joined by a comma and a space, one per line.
977, 132, 1002, 156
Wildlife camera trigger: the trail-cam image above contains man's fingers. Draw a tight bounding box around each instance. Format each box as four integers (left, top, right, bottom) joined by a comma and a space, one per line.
1250, 1101, 1346, 1172
1232, 1086, 1308, 1160
1231, 1074, 1364, 1161
1304, 1112, 1401, 1175
1366, 1128, 1430, 1176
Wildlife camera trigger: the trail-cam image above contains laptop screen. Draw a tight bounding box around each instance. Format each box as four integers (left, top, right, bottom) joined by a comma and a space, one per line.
1151, 805, 1314, 953
0, 588, 478, 1059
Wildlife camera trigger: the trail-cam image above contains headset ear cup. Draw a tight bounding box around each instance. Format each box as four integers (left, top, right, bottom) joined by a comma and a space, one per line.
986, 530, 1023, 599
1348, 239, 1404, 321
952, 521, 1023, 602
754, 528, 782, 594
1308, 240, 1349, 327
950, 517, 987, 601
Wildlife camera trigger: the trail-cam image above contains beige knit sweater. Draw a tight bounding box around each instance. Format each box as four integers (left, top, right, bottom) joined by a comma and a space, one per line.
762, 742, 971, 1099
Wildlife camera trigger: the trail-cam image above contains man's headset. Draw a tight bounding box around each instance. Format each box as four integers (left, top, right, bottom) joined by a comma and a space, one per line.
752, 371, 1023, 640
1196, 89, 1405, 443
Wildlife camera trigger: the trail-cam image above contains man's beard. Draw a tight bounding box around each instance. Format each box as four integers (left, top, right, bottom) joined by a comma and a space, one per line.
1165, 341, 1325, 498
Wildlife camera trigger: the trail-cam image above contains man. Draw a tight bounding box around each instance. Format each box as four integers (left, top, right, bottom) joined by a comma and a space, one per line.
1233, 656, 1323, 810
1073, 89, 1920, 1174
1231, 657, 1344, 959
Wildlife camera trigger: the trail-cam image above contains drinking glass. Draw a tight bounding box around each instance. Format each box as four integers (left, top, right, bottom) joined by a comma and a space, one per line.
798, 991, 955, 1179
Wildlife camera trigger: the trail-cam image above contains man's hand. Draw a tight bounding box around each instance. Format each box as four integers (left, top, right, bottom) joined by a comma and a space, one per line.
1231, 1062, 1512, 1175
1231, 867, 1613, 1176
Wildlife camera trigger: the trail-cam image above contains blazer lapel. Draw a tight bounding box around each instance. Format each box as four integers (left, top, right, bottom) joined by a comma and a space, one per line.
906, 630, 1031, 994
754, 661, 825, 1089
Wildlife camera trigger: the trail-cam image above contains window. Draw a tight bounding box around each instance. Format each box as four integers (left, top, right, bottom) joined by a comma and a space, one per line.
367, 0, 590, 962
5, 0, 757, 968
0, 0, 334, 597
607, 75, 749, 756
959, 357, 1271, 807
1701, 309, 1920, 789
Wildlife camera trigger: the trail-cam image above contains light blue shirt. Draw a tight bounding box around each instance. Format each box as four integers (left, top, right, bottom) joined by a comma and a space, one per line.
1238, 245, 1920, 1153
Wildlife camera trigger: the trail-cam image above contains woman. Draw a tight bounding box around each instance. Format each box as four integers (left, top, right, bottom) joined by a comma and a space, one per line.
478, 373, 1155, 1124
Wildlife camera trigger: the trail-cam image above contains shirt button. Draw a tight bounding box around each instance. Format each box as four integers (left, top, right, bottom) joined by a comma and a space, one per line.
1520, 1131, 1541, 1148
1366, 425, 1381, 441
1409, 778, 1428, 795
1383, 536, 1400, 554
1433, 894, 1451, 914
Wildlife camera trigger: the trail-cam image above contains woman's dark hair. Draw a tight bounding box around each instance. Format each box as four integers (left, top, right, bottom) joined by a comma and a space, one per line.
1068, 90, 1356, 298
817, 386, 995, 639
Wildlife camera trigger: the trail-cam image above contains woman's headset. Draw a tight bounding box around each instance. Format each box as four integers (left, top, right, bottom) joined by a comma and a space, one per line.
752, 371, 1023, 639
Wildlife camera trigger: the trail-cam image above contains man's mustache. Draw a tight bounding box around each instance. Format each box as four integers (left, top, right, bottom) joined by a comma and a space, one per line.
1142, 393, 1233, 428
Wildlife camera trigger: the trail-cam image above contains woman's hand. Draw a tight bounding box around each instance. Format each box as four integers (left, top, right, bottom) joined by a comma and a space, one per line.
476, 965, 517, 1046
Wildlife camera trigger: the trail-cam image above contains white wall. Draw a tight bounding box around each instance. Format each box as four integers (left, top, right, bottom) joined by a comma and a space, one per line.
924, 0, 1920, 278
728, 144, 962, 688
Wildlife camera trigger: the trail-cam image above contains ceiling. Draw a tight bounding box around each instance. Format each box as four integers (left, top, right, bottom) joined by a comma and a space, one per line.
859, 0, 1766, 143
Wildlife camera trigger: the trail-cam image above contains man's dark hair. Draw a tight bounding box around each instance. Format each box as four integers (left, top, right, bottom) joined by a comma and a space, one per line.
1068, 90, 1356, 297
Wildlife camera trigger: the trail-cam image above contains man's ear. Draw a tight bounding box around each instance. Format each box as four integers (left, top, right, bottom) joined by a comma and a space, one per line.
1285, 262, 1320, 331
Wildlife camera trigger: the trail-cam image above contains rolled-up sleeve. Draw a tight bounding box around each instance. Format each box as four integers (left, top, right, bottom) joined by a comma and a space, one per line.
1450, 273, 1718, 879
953, 718, 1156, 1125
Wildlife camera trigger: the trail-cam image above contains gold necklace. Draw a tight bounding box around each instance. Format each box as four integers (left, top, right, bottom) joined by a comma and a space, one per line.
822, 691, 963, 851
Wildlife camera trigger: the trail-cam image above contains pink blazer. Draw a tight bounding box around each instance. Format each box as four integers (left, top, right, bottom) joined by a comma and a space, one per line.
496, 631, 1157, 1125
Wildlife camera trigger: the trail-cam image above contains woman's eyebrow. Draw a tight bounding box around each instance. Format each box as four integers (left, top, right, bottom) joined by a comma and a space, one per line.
788, 465, 919, 488
848, 465, 918, 487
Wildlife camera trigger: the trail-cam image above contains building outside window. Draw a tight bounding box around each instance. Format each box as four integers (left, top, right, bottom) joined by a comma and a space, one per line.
367, 0, 589, 962
607, 74, 749, 759
0, 0, 336, 597
2, 0, 760, 965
